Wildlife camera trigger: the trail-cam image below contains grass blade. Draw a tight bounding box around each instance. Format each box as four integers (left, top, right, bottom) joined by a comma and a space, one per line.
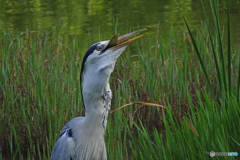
238, 52, 240, 103
210, 0, 227, 92
227, 0, 231, 94
200, 0, 222, 92
175, 0, 213, 93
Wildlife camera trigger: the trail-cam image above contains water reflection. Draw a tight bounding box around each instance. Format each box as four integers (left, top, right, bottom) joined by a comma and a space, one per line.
0, 0, 239, 52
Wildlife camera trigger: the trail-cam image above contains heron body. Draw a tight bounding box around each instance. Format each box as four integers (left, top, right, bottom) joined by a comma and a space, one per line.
51, 29, 146, 160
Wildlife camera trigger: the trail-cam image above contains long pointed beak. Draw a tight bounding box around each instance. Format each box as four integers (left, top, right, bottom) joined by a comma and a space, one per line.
101, 29, 147, 54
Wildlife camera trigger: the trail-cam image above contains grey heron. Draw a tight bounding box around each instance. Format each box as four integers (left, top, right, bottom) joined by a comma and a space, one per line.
50, 29, 146, 160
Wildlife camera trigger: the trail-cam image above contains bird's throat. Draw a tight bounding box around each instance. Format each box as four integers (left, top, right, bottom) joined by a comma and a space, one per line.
83, 81, 112, 130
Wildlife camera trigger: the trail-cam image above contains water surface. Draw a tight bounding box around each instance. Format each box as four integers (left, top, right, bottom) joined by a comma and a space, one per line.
0, 0, 239, 54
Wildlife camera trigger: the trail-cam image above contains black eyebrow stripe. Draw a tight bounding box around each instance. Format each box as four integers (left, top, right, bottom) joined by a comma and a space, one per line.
80, 42, 100, 110
82, 43, 100, 66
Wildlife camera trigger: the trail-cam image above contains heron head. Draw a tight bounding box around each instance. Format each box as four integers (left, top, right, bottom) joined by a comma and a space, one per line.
81, 29, 146, 76
80, 29, 146, 109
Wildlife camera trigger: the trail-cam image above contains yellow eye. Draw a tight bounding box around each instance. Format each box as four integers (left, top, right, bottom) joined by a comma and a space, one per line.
97, 46, 102, 51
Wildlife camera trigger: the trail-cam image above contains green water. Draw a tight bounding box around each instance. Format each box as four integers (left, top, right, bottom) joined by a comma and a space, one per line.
0, 0, 239, 53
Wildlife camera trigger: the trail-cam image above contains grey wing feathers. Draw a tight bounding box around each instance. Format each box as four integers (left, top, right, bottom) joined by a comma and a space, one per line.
59, 117, 83, 137
51, 117, 84, 160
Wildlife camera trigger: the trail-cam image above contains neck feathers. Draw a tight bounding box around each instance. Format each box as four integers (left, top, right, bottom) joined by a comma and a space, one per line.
82, 78, 112, 130
101, 84, 112, 129
82, 60, 115, 130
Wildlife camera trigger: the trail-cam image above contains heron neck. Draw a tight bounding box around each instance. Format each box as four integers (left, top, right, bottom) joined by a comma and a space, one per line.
82, 72, 112, 130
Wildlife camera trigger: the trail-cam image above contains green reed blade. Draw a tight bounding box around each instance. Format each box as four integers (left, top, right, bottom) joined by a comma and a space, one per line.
227, 0, 231, 94
200, 0, 222, 92
238, 52, 240, 103
209, 0, 227, 92
175, 0, 212, 93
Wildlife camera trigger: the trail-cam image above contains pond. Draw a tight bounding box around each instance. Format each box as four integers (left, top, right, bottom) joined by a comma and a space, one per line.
0, 0, 239, 54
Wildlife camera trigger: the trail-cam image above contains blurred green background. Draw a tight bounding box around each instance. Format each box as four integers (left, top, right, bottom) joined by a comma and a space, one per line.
0, 0, 239, 50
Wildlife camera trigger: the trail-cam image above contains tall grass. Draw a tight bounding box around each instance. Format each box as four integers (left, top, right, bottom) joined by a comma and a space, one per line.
1, 1, 240, 159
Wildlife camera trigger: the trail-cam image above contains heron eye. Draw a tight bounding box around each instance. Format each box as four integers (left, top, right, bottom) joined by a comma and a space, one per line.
97, 46, 102, 51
